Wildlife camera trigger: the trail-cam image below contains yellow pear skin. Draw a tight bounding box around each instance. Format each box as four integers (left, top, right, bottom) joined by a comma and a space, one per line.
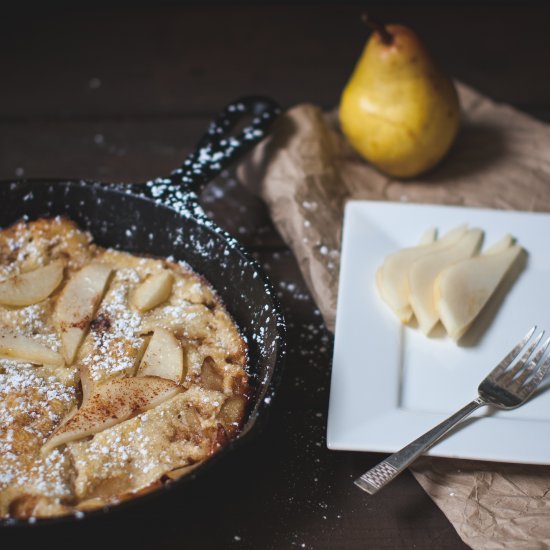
339, 24, 460, 178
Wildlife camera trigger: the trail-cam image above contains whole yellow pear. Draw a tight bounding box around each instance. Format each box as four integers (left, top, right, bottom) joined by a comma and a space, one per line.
339, 21, 460, 178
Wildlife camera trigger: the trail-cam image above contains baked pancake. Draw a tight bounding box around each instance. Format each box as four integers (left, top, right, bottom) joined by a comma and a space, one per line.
0, 217, 249, 519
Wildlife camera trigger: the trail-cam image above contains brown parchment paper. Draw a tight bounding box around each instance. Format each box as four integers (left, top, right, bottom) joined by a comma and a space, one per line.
238, 82, 550, 550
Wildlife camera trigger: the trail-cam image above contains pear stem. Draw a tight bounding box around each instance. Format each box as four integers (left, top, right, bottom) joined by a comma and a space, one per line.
362, 13, 394, 45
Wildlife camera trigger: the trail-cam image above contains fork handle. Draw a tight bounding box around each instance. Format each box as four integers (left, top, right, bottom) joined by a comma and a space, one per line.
355, 397, 485, 494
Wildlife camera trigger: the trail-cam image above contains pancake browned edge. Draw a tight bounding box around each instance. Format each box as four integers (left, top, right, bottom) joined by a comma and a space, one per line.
0, 217, 249, 519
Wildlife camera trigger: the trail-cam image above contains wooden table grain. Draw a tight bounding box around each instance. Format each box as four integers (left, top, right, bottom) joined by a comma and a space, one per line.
2, 4, 549, 549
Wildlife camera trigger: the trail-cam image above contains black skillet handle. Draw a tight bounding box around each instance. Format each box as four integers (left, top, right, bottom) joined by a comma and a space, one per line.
141, 96, 281, 207
175, 96, 281, 191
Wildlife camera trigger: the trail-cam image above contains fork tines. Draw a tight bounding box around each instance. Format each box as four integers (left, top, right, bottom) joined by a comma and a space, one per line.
490, 326, 550, 398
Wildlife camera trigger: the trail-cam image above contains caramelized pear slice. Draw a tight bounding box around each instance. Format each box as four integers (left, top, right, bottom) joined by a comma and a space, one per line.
0, 259, 64, 306
137, 327, 184, 383
408, 228, 483, 335
0, 330, 64, 366
218, 395, 247, 434
200, 356, 224, 391
378, 225, 467, 323
436, 236, 522, 341
43, 376, 181, 452
131, 270, 174, 312
55, 263, 113, 365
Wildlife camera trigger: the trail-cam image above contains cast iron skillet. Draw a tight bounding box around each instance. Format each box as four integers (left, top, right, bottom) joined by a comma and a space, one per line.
0, 96, 285, 527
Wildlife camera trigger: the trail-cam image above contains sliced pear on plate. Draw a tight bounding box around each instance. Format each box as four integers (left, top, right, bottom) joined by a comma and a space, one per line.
375, 228, 436, 309
131, 270, 174, 312
435, 235, 522, 341
483, 234, 514, 254
137, 327, 184, 383
0, 259, 65, 307
0, 330, 64, 366
55, 263, 113, 365
408, 228, 483, 335
417, 227, 437, 246
43, 375, 182, 452
377, 225, 466, 323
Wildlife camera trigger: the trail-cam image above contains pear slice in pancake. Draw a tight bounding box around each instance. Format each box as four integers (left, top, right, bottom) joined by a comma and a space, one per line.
55, 263, 113, 365
0, 329, 64, 366
43, 376, 181, 452
0, 259, 64, 306
137, 327, 184, 383
131, 271, 174, 312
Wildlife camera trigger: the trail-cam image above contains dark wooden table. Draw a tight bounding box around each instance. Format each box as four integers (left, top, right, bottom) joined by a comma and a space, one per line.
2, 4, 549, 549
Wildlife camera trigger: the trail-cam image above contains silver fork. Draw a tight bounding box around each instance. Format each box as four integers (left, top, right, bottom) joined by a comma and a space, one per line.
355, 326, 550, 495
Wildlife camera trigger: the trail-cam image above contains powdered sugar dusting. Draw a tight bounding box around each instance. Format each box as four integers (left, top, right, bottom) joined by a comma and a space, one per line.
0, 366, 76, 499
80, 267, 144, 383
0, 303, 61, 352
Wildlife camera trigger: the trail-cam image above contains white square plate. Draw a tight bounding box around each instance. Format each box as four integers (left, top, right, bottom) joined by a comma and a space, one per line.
327, 201, 550, 464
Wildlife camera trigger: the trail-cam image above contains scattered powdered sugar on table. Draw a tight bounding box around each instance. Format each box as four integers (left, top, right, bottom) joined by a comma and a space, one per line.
88, 77, 101, 89
244, 249, 347, 548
